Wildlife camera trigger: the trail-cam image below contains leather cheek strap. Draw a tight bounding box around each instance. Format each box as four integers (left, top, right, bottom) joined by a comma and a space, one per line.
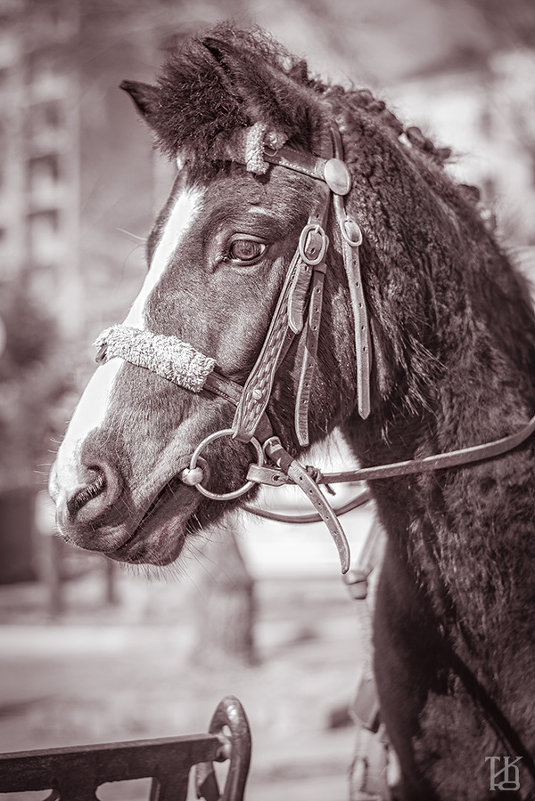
335, 197, 372, 420
294, 259, 327, 447
231, 183, 331, 444
202, 372, 274, 443
330, 126, 372, 419
230, 245, 302, 443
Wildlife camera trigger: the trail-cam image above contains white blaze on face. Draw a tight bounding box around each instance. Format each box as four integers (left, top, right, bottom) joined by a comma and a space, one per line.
51, 186, 204, 496
124, 186, 203, 328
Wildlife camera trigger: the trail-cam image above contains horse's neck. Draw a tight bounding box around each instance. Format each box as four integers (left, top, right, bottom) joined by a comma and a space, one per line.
352, 230, 535, 466
343, 261, 535, 655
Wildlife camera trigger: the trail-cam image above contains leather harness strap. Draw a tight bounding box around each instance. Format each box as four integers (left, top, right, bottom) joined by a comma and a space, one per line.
231, 179, 332, 443
272, 129, 373, 424
243, 488, 372, 524
263, 145, 328, 181
231, 127, 372, 444
294, 259, 327, 446
331, 126, 372, 419
292, 181, 331, 447
338, 220, 371, 420
246, 413, 535, 488
263, 436, 352, 573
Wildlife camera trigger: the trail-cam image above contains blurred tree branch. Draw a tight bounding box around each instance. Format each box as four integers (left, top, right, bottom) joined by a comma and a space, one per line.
0, 273, 73, 492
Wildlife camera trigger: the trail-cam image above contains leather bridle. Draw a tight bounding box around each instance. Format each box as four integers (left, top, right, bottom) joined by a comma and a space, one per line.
95, 124, 535, 574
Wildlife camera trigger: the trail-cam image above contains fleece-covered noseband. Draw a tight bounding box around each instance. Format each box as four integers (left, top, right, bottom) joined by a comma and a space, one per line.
95, 326, 215, 394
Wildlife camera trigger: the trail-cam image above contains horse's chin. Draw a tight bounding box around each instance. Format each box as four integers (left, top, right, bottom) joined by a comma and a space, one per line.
110, 481, 202, 565
106, 518, 189, 566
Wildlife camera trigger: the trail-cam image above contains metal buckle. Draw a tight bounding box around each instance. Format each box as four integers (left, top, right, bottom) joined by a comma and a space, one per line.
185, 429, 264, 500
298, 224, 329, 265
246, 464, 288, 486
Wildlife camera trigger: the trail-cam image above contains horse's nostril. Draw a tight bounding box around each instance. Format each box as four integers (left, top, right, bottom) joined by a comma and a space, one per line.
57, 460, 123, 529
67, 470, 106, 518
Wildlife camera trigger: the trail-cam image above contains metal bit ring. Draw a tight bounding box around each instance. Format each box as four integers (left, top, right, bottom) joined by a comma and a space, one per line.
188, 429, 264, 500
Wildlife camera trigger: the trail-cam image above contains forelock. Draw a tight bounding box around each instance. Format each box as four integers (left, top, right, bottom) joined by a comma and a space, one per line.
148, 24, 327, 172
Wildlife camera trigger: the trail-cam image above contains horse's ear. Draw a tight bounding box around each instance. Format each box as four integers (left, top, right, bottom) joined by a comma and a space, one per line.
202, 37, 226, 66
120, 80, 159, 122
200, 32, 321, 151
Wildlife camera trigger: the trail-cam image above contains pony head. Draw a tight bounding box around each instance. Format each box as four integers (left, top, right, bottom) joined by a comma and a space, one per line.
50, 25, 494, 568
49, 26, 366, 566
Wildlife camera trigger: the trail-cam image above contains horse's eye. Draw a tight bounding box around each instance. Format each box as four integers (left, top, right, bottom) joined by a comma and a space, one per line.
228, 237, 266, 264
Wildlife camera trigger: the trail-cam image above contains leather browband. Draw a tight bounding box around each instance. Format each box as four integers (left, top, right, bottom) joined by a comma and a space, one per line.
263, 146, 328, 182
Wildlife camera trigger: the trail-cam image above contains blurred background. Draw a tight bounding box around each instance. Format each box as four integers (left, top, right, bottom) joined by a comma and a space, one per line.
1, 1, 534, 799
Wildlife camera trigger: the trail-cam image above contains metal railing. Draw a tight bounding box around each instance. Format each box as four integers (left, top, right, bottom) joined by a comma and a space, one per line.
0, 695, 251, 801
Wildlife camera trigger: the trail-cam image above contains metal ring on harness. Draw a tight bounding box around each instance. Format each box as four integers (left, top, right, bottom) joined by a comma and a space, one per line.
186, 429, 264, 501
340, 216, 363, 247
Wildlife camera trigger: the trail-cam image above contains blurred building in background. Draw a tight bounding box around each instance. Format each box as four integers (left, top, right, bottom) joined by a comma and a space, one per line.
4, 0, 533, 341
0, 0, 83, 582
1, 0, 534, 327
0, 0, 81, 334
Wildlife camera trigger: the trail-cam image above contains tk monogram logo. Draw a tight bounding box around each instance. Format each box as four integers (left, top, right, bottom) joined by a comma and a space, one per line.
485, 756, 522, 791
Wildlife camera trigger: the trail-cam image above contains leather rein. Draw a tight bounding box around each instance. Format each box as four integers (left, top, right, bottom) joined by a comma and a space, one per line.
95, 124, 535, 574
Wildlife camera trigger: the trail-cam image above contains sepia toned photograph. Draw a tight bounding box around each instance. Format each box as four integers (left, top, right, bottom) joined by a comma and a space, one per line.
0, 1, 534, 799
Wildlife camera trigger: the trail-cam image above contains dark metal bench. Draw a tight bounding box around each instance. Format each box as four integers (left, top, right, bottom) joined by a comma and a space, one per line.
0, 695, 250, 801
